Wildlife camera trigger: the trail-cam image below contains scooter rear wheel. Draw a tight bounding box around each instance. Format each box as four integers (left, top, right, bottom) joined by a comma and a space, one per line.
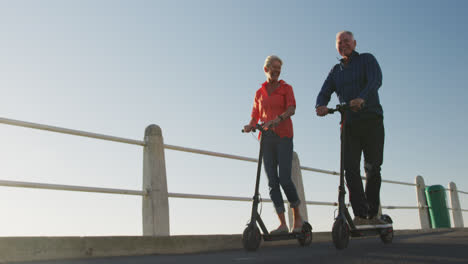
380, 215, 394, 244
380, 227, 393, 244
332, 218, 349, 250
297, 222, 313, 246
242, 225, 261, 251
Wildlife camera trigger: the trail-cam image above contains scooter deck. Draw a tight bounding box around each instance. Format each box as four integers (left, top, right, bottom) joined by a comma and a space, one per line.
350, 224, 393, 237
354, 223, 392, 230
263, 232, 306, 241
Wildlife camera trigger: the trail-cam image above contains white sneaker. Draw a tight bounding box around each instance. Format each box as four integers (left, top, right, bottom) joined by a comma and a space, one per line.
353, 216, 369, 226
270, 226, 288, 235
368, 216, 392, 228
368, 216, 387, 225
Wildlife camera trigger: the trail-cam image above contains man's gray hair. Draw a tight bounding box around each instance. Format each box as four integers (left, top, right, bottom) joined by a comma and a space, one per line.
336, 30, 354, 39
264, 55, 283, 69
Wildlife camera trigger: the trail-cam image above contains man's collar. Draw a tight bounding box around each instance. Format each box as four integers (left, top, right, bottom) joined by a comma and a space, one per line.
340, 50, 359, 63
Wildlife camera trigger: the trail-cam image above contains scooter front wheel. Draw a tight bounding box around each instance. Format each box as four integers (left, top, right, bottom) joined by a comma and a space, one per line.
242, 225, 261, 251
332, 218, 349, 250
297, 222, 313, 246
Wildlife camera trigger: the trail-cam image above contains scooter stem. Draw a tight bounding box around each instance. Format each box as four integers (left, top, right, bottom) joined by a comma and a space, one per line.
338, 108, 347, 214
250, 132, 265, 225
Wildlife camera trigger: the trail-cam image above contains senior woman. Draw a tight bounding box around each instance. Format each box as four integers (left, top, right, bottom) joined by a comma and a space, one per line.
243, 55, 303, 234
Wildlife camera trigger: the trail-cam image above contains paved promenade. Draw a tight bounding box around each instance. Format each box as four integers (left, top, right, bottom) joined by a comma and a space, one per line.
13, 228, 468, 264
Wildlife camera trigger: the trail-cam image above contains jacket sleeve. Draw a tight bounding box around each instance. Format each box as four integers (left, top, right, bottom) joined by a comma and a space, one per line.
359, 53, 382, 100
316, 66, 336, 107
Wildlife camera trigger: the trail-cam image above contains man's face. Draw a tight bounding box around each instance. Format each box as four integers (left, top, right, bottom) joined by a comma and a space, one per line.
336, 33, 356, 57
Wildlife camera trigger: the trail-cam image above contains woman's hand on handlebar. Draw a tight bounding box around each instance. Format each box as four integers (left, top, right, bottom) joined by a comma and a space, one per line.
262, 118, 279, 130
243, 124, 255, 133
316, 106, 329, 116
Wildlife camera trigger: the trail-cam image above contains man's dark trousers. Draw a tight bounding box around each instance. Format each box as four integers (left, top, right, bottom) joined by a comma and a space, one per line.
344, 115, 385, 218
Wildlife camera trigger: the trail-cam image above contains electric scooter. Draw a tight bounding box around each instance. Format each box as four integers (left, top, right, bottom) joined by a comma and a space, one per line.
327, 103, 393, 250
241, 124, 313, 251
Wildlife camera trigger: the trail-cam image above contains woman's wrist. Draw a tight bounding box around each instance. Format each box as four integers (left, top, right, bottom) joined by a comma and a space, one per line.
275, 116, 282, 124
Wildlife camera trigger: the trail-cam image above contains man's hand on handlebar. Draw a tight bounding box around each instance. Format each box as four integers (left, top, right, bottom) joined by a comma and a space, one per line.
349, 98, 365, 112
316, 106, 329, 117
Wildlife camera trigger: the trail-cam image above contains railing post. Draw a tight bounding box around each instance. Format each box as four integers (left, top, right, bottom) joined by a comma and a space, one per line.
415, 175, 430, 229
448, 182, 464, 228
288, 152, 309, 230
142, 125, 170, 236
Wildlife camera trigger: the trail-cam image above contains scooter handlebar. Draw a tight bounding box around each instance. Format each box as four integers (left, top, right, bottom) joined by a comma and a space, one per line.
327, 102, 366, 114
242, 124, 265, 133
327, 108, 337, 114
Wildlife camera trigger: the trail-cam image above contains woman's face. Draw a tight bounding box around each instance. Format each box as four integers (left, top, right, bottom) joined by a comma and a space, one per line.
264, 60, 282, 81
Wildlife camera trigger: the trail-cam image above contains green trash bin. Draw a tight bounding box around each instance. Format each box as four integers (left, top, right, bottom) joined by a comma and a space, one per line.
425, 185, 451, 228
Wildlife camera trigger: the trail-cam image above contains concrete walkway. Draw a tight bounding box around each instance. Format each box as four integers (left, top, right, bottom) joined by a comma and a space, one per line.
3, 228, 467, 263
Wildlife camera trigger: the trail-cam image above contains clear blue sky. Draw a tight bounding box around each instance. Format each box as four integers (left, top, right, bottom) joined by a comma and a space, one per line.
0, 0, 467, 236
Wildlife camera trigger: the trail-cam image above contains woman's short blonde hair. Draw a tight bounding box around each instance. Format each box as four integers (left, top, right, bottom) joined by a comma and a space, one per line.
264, 55, 283, 69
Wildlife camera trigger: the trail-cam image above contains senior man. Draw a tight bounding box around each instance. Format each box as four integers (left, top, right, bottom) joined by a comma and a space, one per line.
316, 31, 386, 226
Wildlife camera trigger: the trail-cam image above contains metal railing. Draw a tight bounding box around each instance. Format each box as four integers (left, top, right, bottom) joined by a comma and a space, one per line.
0, 179, 146, 196
0, 116, 466, 235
